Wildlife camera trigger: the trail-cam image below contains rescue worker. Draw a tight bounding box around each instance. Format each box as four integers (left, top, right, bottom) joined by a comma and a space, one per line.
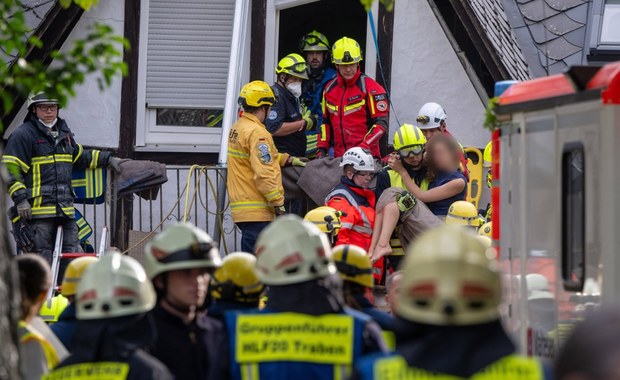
228, 81, 305, 253
483, 140, 493, 221
50, 256, 98, 352
144, 223, 228, 380
318, 37, 389, 159
46, 253, 173, 380
3, 92, 123, 263
300, 31, 337, 158
304, 205, 343, 245
352, 225, 552, 379
445, 200, 482, 230
416, 102, 469, 178
226, 215, 386, 380
332, 244, 396, 332
326, 147, 376, 252
266, 53, 315, 158
208, 251, 265, 323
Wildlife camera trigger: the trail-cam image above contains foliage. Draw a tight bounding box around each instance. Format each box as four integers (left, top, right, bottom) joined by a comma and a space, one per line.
360, 0, 395, 12
0, 0, 127, 131
483, 97, 500, 131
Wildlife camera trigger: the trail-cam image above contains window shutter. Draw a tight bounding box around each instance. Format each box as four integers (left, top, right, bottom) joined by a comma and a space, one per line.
146, 0, 235, 109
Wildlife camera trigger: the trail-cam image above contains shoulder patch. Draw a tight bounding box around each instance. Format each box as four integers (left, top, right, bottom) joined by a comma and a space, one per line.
373, 94, 387, 102
268, 110, 278, 121
376, 101, 388, 112
258, 143, 272, 164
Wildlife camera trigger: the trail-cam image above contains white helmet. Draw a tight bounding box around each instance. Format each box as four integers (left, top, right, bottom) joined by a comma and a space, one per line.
398, 225, 501, 325
255, 215, 334, 286
525, 274, 554, 301
144, 223, 222, 279
417, 102, 447, 130
76, 253, 156, 320
340, 147, 375, 171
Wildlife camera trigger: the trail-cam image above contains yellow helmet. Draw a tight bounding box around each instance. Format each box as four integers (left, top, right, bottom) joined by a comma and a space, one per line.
332, 37, 362, 65
446, 201, 481, 227
483, 141, 493, 168
39, 294, 69, 323
300, 30, 330, 52
304, 206, 342, 236
478, 222, 492, 238
331, 245, 373, 288
393, 123, 427, 151
238, 80, 276, 108
276, 53, 309, 80
61, 256, 99, 297
211, 252, 264, 303
398, 225, 501, 325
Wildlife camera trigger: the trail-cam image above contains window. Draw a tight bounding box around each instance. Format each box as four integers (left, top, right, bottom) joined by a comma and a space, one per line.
136, 0, 235, 152
561, 143, 585, 291
589, 0, 620, 60
601, 0, 620, 44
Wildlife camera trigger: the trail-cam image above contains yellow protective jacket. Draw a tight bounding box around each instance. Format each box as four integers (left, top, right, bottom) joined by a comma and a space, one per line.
227, 113, 288, 223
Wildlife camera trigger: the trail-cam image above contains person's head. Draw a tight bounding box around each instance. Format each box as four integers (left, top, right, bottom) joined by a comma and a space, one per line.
332, 37, 362, 81
424, 134, 462, 181
238, 80, 276, 123
276, 53, 309, 97
27, 92, 60, 125
398, 225, 501, 325
255, 215, 334, 287
555, 308, 620, 380
210, 252, 264, 307
300, 31, 330, 71
331, 245, 373, 310
417, 102, 447, 140
16, 254, 52, 320
340, 147, 375, 189
304, 206, 342, 244
385, 271, 403, 315
61, 256, 99, 303
145, 223, 222, 312
445, 201, 481, 230
393, 123, 427, 169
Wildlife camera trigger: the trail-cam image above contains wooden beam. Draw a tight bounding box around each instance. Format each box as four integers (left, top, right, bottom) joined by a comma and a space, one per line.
250, 0, 267, 81
376, 3, 395, 156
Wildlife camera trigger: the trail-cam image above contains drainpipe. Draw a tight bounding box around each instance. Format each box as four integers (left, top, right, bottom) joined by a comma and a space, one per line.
214, 0, 250, 254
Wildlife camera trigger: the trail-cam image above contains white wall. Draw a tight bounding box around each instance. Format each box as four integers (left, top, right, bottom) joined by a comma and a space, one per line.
389, 1, 490, 149
5, 1, 124, 149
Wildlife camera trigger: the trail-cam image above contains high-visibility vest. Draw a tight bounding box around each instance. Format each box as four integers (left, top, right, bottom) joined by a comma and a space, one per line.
226, 310, 367, 380
356, 353, 545, 380
19, 320, 60, 371
44, 362, 130, 380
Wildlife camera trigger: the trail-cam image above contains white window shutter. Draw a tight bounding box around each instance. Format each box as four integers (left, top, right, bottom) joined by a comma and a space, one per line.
146, 0, 235, 109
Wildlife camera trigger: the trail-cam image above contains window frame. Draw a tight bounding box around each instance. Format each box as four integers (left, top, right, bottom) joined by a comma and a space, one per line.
588, 0, 620, 61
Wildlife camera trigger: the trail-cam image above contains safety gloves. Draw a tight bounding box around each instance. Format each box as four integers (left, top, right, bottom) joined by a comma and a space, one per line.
16, 199, 32, 220
287, 156, 308, 167
274, 205, 286, 216
302, 111, 318, 131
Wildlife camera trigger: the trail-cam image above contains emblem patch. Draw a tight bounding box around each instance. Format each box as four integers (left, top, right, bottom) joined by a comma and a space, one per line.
268, 110, 278, 120
258, 143, 272, 164
376, 100, 388, 112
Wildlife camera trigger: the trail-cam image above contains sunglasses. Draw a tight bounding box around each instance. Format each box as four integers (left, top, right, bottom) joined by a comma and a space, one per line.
398, 145, 425, 158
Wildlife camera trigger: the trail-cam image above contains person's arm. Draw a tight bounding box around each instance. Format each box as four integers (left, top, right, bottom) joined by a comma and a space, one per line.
2, 128, 32, 205
360, 79, 389, 152
374, 170, 391, 199
317, 91, 332, 157
396, 168, 465, 204
326, 196, 354, 245
71, 134, 111, 170
271, 120, 306, 137
248, 132, 285, 207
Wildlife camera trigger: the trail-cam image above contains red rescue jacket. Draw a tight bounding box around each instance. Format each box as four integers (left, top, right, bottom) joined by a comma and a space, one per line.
320, 69, 389, 158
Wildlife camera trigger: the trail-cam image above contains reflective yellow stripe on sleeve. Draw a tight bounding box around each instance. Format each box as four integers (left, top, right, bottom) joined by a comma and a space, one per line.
90, 150, 100, 169
264, 190, 281, 202
73, 143, 83, 163
2, 155, 30, 172
229, 148, 251, 159
8, 182, 26, 197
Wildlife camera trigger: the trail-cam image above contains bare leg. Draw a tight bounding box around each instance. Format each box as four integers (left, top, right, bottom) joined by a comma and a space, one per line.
369, 207, 385, 258
370, 202, 399, 262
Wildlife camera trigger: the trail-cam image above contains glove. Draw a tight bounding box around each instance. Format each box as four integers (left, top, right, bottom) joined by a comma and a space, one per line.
108, 157, 128, 173
315, 148, 328, 159
12, 217, 34, 252
360, 125, 385, 150
302, 112, 318, 131
288, 156, 308, 167
274, 205, 286, 216
396, 191, 416, 212
16, 199, 32, 220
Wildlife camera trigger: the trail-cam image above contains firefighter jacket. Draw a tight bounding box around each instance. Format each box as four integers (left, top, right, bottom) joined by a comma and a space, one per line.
302, 66, 337, 157
319, 69, 389, 158
3, 114, 111, 219
266, 83, 307, 157
227, 112, 288, 223
325, 177, 376, 251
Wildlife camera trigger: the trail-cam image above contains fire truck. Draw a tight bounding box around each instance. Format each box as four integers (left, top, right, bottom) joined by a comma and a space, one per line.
492, 61, 620, 359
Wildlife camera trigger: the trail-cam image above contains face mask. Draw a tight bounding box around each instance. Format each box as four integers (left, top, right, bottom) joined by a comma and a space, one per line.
286, 81, 303, 98
39, 118, 57, 129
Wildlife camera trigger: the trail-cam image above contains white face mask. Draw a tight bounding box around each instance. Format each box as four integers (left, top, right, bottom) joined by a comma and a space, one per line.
39, 118, 58, 129
286, 81, 303, 98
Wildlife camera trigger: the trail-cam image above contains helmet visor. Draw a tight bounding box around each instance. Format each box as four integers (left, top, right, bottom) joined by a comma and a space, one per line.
285, 62, 308, 77
301, 35, 329, 51
399, 145, 425, 158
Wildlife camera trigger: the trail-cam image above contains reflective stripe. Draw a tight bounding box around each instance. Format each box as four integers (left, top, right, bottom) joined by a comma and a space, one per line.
231, 201, 271, 210
19, 321, 59, 370
264, 189, 281, 202
32, 206, 56, 215
9, 182, 26, 196
389, 237, 404, 256
229, 148, 251, 159
2, 155, 30, 172
326, 189, 372, 235
334, 365, 349, 380
72, 143, 83, 163
326, 102, 338, 113
32, 154, 72, 165
320, 125, 327, 141
44, 362, 130, 380
89, 150, 100, 169
368, 93, 376, 114
341, 222, 373, 235
240, 363, 259, 380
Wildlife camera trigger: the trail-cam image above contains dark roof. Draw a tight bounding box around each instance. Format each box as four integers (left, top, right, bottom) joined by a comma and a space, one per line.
2, 0, 56, 64
500, 0, 591, 77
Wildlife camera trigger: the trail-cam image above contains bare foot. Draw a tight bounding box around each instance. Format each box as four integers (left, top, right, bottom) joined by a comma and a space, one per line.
370, 243, 392, 262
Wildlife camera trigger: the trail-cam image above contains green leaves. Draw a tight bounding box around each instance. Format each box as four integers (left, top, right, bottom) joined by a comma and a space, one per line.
483, 97, 500, 131
360, 0, 395, 12
59, 0, 99, 10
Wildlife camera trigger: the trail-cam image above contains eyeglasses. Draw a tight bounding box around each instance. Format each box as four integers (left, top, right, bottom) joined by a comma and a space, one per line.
399, 145, 425, 158
354, 171, 375, 179
36, 104, 58, 111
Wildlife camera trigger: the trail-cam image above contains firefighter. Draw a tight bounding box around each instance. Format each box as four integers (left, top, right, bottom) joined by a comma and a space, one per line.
332, 244, 396, 332
144, 223, 228, 380
208, 251, 265, 323
50, 256, 98, 352
303, 205, 343, 245
266, 53, 314, 158
228, 80, 305, 253
352, 225, 552, 380
416, 102, 469, 179
300, 31, 337, 158
318, 37, 389, 159
2, 92, 123, 263
325, 147, 376, 252
483, 140, 493, 221
226, 215, 386, 380
445, 200, 482, 229
46, 253, 173, 380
